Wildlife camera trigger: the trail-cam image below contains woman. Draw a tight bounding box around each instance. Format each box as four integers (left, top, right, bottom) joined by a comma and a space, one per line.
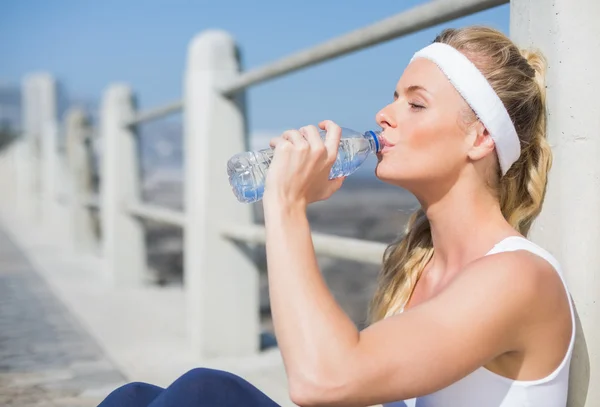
99, 26, 574, 407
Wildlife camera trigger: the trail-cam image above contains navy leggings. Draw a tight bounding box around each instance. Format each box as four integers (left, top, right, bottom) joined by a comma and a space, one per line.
98, 368, 281, 407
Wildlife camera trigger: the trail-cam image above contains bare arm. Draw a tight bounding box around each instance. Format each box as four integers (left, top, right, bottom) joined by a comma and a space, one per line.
265, 200, 551, 406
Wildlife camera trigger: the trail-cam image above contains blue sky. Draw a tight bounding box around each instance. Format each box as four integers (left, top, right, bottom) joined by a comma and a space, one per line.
1, 0, 509, 138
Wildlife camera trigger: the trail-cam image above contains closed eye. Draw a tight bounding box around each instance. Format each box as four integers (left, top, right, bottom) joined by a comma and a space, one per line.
409, 102, 425, 111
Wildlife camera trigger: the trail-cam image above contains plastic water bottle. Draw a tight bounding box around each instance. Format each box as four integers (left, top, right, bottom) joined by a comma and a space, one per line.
227, 128, 382, 203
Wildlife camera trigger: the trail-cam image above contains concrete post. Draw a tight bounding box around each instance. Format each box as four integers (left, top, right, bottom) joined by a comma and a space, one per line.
40, 120, 66, 235
65, 107, 96, 251
100, 85, 147, 285
32, 75, 61, 231
14, 138, 36, 220
184, 30, 259, 358
19, 74, 57, 222
511, 1, 600, 406
0, 142, 19, 213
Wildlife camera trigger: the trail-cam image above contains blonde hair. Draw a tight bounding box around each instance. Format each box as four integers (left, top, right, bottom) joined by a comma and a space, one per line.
369, 26, 553, 322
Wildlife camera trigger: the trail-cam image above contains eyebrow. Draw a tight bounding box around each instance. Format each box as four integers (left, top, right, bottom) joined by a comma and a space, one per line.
407, 85, 428, 93
394, 85, 430, 100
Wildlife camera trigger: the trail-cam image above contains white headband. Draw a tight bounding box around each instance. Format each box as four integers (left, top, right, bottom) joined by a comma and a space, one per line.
411, 42, 520, 175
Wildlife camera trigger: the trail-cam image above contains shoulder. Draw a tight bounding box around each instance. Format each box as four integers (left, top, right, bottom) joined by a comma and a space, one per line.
445, 249, 566, 324
413, 249, 563, 332
467, 249, 558, 287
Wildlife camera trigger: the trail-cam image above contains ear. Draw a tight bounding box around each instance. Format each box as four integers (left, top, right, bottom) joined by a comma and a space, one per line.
466, 121, 495, 162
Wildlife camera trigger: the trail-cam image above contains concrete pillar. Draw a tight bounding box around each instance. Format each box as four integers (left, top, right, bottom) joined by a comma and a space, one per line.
184, 30, 259, 358
22, 73, 57, 136
511, 1, 600, 406
40, 121, 64, 234
14, 138, 35, 219
65, 107, 97, 251
0, 141, 19, 213
100, 85, 146, 285
19, 74, 57, 222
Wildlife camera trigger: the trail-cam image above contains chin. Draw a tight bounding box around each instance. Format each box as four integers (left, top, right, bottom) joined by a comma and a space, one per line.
374, 161, 411, 188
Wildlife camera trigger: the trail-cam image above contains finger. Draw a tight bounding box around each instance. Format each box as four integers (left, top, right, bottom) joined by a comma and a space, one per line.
300, 125, 325, 151
319, 120, 342, 160
270, 136, 288, 149
283, 130, 308, 148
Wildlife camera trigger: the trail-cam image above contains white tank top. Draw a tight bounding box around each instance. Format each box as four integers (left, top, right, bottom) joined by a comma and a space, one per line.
384, 236, 576, 407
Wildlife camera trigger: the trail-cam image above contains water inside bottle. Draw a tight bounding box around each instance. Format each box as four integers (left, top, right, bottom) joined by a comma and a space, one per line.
228, 137, 373, 203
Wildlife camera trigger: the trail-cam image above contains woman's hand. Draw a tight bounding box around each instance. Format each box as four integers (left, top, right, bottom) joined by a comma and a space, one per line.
264, 120, 345, 209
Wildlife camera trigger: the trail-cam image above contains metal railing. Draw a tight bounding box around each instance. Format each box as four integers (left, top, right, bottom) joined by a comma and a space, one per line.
125, 100, 183, 127
221, 0, 508, 95
127, 202, 186, 227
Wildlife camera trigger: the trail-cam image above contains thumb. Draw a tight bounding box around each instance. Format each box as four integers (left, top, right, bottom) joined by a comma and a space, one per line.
319, 120, 342, 159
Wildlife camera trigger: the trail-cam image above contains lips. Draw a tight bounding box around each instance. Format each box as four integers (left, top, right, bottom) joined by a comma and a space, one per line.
378, 134, 395, 154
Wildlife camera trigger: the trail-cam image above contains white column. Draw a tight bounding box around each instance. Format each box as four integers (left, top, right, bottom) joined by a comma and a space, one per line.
19, 73, 57, 222
100, 85, 147, 285
35, 74, 58, 227
65, 107, 97, 252
14, 137, 36, 219
184, 30, 259, 358
0, 141, 19, 213
511, 2, 600, 406
40, 121, 63, 232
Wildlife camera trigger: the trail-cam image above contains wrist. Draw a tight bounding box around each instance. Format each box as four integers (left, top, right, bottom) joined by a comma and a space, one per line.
263, 193, 307, 219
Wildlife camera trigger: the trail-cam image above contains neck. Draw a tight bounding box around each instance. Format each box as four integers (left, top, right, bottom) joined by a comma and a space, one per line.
419, 178, 515, 277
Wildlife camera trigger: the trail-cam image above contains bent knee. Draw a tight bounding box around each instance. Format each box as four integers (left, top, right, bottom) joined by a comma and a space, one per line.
179, 367, 243, 384
109, 382, 150, 397
99, 382, 163, 406
172, 368, 262, 403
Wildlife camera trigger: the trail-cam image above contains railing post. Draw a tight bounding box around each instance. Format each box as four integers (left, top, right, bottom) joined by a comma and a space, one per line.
19, 74, 56, 222
100, 85, 147, 285
0, 142, 19, 213
34, 74, 61, 229
184, 30, 259, 358
511, 1, 600, 406
40, 120, 67, 236
65, 107, 97, 251
14, 137, 35, 219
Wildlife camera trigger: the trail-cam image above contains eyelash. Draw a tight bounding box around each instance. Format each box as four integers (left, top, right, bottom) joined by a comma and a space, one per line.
409, 102, 425, 111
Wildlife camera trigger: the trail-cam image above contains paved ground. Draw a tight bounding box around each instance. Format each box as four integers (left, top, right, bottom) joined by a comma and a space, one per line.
0, 228, 126, 407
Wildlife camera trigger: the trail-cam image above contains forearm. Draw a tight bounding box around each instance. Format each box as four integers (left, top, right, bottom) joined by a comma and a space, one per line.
264, 200, 360, 384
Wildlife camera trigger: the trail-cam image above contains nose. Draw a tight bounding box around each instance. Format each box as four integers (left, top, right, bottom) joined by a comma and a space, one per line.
375, 103, 397, 130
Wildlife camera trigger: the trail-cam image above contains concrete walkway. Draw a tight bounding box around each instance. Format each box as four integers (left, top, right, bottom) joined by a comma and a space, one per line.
0, 227, 126, 406
0, 212, 296, 407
